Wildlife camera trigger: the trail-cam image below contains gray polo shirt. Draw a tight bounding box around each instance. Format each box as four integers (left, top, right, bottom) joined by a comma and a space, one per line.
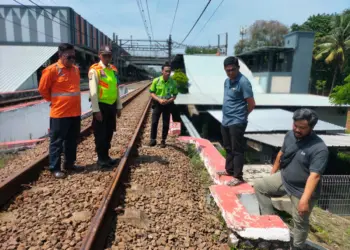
281, 131, 329, 199
222, 72, 254, 126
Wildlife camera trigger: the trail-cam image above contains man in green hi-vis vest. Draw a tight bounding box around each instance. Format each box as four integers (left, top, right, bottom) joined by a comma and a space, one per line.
88, 45, 122, 168
149, 62, 178, 148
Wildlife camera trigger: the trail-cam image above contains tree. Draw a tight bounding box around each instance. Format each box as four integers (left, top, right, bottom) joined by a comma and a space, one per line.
329, 74, 350, 104
233, 20, 289, 54
185, 46, 217, 55
291, 14, 334, 39
315, 13, 350, 94
315, 80, 326, 95
172, 69, 189, 94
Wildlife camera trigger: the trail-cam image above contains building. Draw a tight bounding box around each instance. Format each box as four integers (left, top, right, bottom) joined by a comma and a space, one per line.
236, 31, 315, 94
0, 4, 148, 93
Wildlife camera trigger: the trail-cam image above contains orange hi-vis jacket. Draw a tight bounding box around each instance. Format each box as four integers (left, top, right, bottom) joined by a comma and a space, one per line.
39, 59, 81, 118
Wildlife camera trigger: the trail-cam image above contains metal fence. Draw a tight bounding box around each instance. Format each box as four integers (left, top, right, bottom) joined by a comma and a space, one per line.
318, 175, 350, 216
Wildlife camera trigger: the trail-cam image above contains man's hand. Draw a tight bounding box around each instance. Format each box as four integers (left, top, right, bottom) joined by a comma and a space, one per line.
94, 112, 103, 122
159, 99, 167, 105
298, 198, 310, 216
117, 109, 122, 118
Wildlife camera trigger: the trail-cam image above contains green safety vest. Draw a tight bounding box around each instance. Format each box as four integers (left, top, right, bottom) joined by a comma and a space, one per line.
90, 63, 118, 105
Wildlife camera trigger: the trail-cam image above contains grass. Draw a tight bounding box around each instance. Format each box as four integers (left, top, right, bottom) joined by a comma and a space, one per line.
276, 206, 350, 249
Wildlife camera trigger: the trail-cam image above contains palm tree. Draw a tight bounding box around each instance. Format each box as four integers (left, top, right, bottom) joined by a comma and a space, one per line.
314, 12, 350, 94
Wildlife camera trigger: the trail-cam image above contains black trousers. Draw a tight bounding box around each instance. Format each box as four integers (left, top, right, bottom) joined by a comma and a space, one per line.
221, 123, 247, 179
92, 102, 117, 161
150, 102, 172, 141
49, 116, 81, 171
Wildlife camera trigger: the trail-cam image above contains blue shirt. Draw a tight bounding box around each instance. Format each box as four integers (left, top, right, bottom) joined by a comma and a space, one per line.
222, 73, 254, 126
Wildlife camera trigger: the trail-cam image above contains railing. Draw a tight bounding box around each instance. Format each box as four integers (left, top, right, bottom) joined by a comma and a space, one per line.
318, 175, 350, 216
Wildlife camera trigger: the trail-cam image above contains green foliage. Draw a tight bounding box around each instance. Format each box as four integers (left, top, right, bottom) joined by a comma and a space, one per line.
314, 13, 350, 93
329, 74, 350, 104
234, 20, 289, 55
315, 80, 326, 94
291, 14, 334, 39
337, 151, 350, 161
185, 46, 217, 55
218, 148, 226, 158
172, 69, 189, 94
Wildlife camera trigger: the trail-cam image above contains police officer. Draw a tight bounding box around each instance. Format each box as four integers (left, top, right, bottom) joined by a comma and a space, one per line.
39, 43, 84, 179
88, 45, 122, 168
149, 62, 178, 148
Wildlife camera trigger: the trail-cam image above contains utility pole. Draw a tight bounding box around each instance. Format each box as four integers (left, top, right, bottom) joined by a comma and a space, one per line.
168, 34, 172, 64
225, 32, 228, 56
218, 34, 220, 51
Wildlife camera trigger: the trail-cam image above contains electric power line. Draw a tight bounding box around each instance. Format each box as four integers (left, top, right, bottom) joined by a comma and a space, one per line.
190, 0, 224, 44
169, 0, 179, 35
178, 0, 212, 46
24, 0, 99, 43
136, 0, 152, 40
4, 17, 62, 42
145, 0, 154, 40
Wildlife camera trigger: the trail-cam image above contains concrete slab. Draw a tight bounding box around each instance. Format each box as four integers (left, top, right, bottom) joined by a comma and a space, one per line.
178, 136, 290, 242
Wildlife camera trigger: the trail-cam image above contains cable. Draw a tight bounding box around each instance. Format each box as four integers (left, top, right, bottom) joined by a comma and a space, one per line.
145, 0, 154, 40
169, 0, 179, 35
4, 17, 62, 42
24, 0, 98, 43
190, 0, 224, 44
178, 0, 212, 46
136, 0, 151, 40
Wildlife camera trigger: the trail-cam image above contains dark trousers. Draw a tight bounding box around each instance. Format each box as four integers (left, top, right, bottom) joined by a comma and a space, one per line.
221, 123, 247, 179
49, 116, 81, 171
92, 102, 117, 161
150, 102, 172, 141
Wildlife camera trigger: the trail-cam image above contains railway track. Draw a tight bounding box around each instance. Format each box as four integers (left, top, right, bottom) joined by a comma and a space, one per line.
80, 113, 229, 250
0, 81, 229, 250
0, 81, 149, 204
0, 83, 152, 250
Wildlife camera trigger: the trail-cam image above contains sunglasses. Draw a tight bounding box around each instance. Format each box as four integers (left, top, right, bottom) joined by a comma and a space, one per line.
63, 54, 76, 60
102, 54, 112, 58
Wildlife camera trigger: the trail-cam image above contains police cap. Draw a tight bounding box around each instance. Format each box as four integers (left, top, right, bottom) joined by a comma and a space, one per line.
99, 45, 112, 54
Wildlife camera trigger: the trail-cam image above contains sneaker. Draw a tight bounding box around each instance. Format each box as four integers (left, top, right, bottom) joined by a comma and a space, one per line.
149, 140, 156, 147
97, 159, 113, 168
108, 157, 119, 166
160, 140, 166, 148
52, 171, 66, 179
64, 163, 84, 172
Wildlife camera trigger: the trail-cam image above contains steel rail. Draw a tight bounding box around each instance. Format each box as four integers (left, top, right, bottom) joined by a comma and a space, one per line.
0, 82, 150, 207
80, 97, 152, 250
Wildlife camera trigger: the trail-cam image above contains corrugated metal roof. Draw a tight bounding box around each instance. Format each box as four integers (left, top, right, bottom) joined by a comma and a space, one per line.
175, 92, 342, 107
0, 45, 58, 92
245, 133, 350, 148
183, 55, 264, 94
207, 109, 345, 132
175, 55, 347, 107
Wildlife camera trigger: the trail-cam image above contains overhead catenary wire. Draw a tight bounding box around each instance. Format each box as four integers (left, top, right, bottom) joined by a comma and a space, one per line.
145, 0, 154, 40
4, 17, 62, 42
21, 0, 100, 43
169, 0, 180, 35
190, 0, 225, 44
135, 0, 152, 40
177, 0, 212, 46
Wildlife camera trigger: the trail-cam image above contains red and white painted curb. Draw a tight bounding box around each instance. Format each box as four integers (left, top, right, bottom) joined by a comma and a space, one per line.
0, 139, 46, 150
168, 115, 181, 136
178, 136, 290, 242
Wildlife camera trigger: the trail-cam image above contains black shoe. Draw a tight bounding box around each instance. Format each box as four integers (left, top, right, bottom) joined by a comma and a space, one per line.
108, 157, 119, 166
149, 140, 156, 147
97, 159, 113, 168
160, 140, 166, 148
64, 164, 84, 172
52, 171, 66, 179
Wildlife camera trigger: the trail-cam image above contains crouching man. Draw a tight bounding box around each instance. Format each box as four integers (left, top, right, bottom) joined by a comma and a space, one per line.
253, 108, 329, 250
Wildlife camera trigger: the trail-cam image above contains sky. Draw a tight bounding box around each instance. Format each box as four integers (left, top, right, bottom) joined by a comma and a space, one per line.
2, 0, 349, 55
